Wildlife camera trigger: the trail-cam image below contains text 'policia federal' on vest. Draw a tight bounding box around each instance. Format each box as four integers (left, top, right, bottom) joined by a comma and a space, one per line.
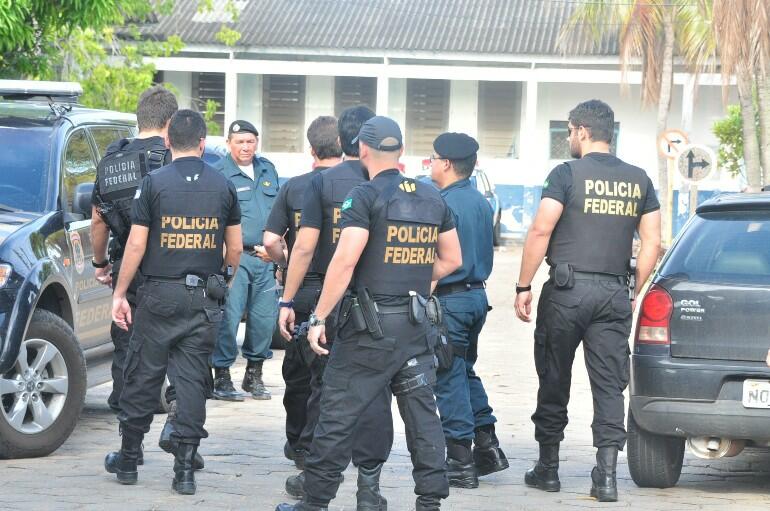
583, 179, 642, 217
384, 225, 439, 264
159, 216, 220, 249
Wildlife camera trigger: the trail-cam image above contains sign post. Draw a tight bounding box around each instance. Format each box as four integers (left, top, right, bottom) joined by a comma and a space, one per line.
658, 129, 689, 246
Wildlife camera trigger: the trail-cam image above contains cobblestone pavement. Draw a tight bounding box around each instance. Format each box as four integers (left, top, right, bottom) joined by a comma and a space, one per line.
2, 246, 770, 510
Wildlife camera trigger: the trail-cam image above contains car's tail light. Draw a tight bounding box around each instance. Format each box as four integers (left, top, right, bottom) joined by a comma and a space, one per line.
635, 284, 673, 345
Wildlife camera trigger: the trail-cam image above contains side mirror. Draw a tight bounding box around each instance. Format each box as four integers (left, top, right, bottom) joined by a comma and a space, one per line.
72, 182, 94, 219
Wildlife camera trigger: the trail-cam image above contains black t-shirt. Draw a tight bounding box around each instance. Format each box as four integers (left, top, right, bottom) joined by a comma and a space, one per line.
541, 153, 660, 214
132, 157, 241, 228
299, 161, 368, 230
264, 167, 328, 254
91, 135, 168, 206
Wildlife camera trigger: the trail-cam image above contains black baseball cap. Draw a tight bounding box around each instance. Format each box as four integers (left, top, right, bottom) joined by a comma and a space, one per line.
228, 120, 259, 137
433, 132, 479, 160
352, 116, 403, 151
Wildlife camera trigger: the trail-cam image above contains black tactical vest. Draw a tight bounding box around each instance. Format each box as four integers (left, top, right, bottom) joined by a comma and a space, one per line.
140, 160, 231, 278
284, 169, 323, 255
546, 155, 650, 275
310, 161, 367, 274
95, 137, 168, 257
355, 174, 446, 298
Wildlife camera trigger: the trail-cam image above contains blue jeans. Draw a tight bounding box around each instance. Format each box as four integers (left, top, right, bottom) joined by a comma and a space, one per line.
211, 254, 277, 368
434, 289, 496, 441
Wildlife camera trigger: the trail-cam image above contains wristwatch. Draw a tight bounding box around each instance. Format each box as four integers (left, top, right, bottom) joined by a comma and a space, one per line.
308, 313, 326, 327
278, 299, 294, 309
515, 283, 532, 294
92, 258, 109, 269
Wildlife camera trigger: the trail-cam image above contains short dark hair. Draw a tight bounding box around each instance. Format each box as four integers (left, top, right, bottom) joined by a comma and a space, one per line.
136, 86, 178, 132
568, 99, 615, 144
168, 110, 206, 151
450, 154, 477, 179
338, 105, 375, 157
307, 116, 342, 160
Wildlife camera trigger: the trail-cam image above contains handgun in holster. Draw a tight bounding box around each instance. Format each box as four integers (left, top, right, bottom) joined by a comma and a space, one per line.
627, 257, 637, 301
356, 286, 384, 340
206, 274, 228, 303
293, 321, 316, 367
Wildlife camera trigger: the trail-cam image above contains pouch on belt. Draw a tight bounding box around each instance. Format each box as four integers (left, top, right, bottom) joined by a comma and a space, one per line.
553, 263, 574, 289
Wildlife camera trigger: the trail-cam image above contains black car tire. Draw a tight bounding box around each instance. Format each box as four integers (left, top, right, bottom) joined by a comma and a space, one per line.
155, 377, 171, 414
492, 215, 502, 247
0, 309, 87, 459
627, 409, 685, 488
271, 327, 290, 350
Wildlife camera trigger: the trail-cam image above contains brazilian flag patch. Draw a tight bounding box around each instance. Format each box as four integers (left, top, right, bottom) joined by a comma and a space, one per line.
341, 198, 353, 211
543, 179, 549, 189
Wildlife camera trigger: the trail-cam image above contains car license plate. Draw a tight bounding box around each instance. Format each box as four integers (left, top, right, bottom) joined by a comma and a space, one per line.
742, 379, 770, 408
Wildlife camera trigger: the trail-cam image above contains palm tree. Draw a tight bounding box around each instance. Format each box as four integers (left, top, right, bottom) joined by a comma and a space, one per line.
710, 0, 770, 190
560, 1, 712, 242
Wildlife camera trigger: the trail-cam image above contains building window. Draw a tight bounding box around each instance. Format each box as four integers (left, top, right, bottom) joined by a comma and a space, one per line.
406, 79, 449, 156
335, 77, 377, 116
192, 72, 226, 134
549, 121, 620, 159
262, 75, 306, 153
478, 81, 521, 159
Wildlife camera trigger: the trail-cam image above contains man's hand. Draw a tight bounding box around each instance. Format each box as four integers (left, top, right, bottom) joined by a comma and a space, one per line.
275, 267, 285, 286
112, 295, 132, 331
95, 265, 112, 286
307, 324, 328, 356
254, 245, 273, 263
278, 307, 296, 340
515, 290, 533, 322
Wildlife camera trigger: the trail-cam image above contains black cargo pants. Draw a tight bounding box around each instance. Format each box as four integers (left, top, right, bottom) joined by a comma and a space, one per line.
282, 276, 320, 449
303, 308, 449, 506
108, 259, 144, 412
532, 274, 632, 449
294, 298, 394, 467
118, 279, 222, 443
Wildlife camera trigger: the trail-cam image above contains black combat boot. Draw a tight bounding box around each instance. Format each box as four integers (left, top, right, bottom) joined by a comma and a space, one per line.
472, 424, 509, 476
159, 403, 205, 470
415, 495, 442, 511
524, 443, 561, 492
287, 471, 344, 499
445, 438, 478, 489
284, 440, 308, 469
275, 502, 328, 511
285, 471, 306, 498
356, 463, 387, 511
590, 446, 619, 502
212, 367, 245, 401
171, 442, 198, 495
243, 359, 271, 400
104, 427, 143, 485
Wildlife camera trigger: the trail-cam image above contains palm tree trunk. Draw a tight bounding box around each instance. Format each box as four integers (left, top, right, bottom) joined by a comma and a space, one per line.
658, 9, 675, 244
757, 60, 770, 187
738, 66, 763, 191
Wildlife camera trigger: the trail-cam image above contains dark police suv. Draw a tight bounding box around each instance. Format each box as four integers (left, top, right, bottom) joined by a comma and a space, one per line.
629, 192, 770, 487
0, 81, 136, 458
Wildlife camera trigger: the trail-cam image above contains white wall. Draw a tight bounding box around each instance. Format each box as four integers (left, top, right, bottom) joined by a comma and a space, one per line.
237, 74, 262, 131
163, 71, 193, 109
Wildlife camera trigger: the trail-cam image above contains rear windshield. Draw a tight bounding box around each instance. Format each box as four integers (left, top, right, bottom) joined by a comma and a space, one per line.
0, 124, 53, 212
660, 210, 770, 285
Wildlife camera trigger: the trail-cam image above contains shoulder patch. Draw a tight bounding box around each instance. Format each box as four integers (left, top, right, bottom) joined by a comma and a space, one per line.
263, 180, 272, 187
341, 198, 353, 211
398, 180, 417, 193
543, 179, 549, 189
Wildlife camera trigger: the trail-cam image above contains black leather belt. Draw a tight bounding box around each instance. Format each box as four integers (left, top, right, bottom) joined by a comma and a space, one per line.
549, 269, 625, 284
434, 281, 485, 297
148, 275, 206, 288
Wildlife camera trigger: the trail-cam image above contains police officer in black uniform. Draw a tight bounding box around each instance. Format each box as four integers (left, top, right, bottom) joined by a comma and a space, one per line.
263, 115, 342, 466
515, 100, 661, 502
104, 110, 243, 495
91, 85, 177, 413
276, 106, 395, 508
276, 116, 463, 511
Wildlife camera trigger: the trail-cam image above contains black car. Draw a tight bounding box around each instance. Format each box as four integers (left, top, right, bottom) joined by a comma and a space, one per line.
628, 192, 770, 487
0, 81, 136, 458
